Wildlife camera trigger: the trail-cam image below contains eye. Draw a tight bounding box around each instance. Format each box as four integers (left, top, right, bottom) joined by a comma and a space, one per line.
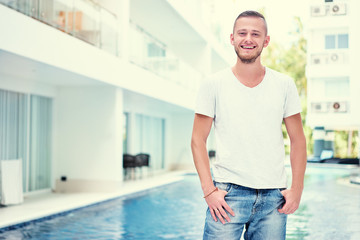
252, 33, 260, 37
239, 32, 246, 36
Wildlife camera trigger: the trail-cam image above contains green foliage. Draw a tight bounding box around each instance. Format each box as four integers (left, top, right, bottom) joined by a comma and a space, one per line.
262, 16, 307, 95
334, 131, 359, 158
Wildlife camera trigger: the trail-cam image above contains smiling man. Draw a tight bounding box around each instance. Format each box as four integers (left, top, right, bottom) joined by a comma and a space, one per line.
191, 11, 307, 240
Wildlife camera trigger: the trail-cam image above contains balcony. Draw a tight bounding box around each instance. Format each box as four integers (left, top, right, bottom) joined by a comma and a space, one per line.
307, 50, 350, 78
309, 3, 349, 29
129, 22, 202, 91
0, 0, 118, 56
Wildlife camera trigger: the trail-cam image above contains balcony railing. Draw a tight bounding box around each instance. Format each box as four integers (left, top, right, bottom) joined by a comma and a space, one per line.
129, 22, 202, 90
0, 0, 118, 56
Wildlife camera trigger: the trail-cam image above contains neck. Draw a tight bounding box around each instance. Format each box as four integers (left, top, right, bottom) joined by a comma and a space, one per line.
231, 58, 266, 88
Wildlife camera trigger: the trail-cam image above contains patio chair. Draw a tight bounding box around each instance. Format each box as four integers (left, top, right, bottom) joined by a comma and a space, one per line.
123, 154, 136, 180
135, 153, 150, 178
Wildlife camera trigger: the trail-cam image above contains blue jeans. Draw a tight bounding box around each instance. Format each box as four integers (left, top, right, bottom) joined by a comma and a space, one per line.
203, 181, 287, 240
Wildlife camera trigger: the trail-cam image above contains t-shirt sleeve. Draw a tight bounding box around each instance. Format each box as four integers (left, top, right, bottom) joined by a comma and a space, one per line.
283, 79, 302, 118
195, 79, 216, 118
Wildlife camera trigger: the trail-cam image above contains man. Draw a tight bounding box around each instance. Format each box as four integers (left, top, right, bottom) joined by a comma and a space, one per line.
191, 10, 307, 240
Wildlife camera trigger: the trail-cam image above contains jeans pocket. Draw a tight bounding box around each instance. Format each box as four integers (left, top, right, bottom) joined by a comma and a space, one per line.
276, 188, 286, 198
214, 181, 232, 193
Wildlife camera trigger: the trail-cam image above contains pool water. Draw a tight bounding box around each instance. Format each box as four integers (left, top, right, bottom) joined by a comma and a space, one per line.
0, 167, 359, 239
286, 166, 360, 240
0, 176, 206, 240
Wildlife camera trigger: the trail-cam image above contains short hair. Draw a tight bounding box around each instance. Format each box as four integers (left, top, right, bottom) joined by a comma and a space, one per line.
233, 10, 268, 35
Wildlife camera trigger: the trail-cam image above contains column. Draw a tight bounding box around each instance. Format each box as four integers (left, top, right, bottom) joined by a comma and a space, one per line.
324, 130, 335, 151
313, 126, 325, 160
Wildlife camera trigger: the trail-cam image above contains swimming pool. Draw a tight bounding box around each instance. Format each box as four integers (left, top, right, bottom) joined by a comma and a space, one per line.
0, 167, 359, 239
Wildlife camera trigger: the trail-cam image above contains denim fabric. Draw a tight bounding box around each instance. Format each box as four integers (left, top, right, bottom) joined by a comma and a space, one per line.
203, 181, 287, 240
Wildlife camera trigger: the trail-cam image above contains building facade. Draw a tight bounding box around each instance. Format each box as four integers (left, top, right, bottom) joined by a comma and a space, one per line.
306, 0, 360, 159
0, 0, 234, 196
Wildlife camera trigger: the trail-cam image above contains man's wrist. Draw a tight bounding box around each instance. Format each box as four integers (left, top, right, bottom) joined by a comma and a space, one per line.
201, 182, 215, 194
203, 187, 218, 198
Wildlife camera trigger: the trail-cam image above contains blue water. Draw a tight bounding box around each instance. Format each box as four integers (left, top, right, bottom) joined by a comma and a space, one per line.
0, 167, 359, 239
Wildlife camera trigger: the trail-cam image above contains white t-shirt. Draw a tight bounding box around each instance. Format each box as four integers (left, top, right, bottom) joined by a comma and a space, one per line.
195, 67, 302, 189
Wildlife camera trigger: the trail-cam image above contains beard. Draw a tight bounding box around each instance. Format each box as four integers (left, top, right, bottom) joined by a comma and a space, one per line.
234, 46, 263, 64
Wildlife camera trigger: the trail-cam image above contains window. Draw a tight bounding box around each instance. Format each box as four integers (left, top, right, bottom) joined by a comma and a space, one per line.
312, 77, 350, 98
325, 34, 349, 49
338, 34, 349, 48
325, 35, 336, 49
0, 89, 52, 193
0, 89, 28, 192
123, 112, 129, 154
28, 95, 52, 191
325, 78, 349, 97
134, 114, 165, 171
147, 42, 166, 57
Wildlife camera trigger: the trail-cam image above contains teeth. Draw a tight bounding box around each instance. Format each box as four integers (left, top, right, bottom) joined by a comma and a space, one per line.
242, 46, 255, 49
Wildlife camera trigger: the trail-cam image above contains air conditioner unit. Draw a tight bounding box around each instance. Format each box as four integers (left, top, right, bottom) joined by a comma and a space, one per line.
311, 6, 326, 17
311, 54, 326, 65
311, 102, 329, 113
330, 4, 346, 15
328, 53, 344, 64
331, 101, 348, 113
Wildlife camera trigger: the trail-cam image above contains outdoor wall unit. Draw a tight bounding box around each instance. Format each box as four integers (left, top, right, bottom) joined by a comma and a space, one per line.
329, 52, 345, 64
310, 3, 347, 17
311, 54, 327, 65
310, 52, 347, 65
330, 4, 347, 16
311, 6, 327, 17
311, 102, 329, 113
311, 101, 348, 114
330, 101, 348, 113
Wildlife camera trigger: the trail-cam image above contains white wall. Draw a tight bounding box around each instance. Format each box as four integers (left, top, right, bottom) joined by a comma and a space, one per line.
0, 74, 57, 98
349, 0, 360, 125
169, 42, 211, 75
55, 86, 123, 183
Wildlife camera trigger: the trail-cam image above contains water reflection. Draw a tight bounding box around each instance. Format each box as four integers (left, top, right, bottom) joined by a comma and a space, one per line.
287, 165, 360, 240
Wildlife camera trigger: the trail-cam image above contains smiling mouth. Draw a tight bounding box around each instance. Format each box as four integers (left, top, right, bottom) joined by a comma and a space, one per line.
241, 46, 256, 49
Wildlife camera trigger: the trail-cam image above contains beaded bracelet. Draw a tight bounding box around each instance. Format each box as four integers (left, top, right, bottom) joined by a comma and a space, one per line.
203, 187, 218, 198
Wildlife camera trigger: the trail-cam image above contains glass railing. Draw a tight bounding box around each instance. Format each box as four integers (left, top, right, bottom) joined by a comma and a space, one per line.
0, 0, 118, 56
129, 22, 202, 91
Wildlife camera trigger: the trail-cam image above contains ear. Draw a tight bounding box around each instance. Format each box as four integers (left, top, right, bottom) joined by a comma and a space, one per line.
263, 35, 270, 48
230, 33, 235, 46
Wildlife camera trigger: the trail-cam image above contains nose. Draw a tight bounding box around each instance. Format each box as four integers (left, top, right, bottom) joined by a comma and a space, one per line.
242, 33, 253, 43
